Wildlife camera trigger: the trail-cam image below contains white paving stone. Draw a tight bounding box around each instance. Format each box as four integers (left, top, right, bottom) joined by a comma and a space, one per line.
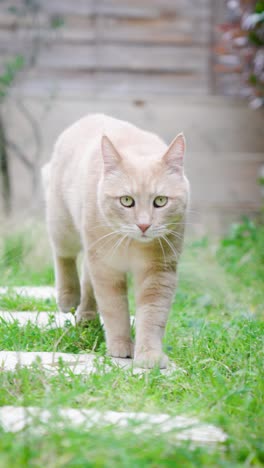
0, 351, 182, 376
0, 405, 227, 444
0, 286, 56, 299
0, 351, 96, 374
0, 286, 135, 327
0, 285, 226, 445
0, 286, 178, 375
0, 310, 135, 328
0, 311, 75, 328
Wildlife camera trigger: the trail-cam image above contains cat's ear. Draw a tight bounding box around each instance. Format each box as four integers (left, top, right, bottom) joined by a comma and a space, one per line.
101, 135, 121, 173
163, 133, 185, 174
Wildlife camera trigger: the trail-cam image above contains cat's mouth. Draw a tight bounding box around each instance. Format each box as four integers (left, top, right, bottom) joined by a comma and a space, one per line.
119, 225, 168, 243
138, 234, 153, 243
126, 230, 163, 243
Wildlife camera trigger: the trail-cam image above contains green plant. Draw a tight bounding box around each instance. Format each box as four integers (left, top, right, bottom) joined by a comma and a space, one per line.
0, 225, 54, 286
216, 1, 264, 107
217, 218, 264, 278
0, 55, 24, 100
0, 223, 263, 466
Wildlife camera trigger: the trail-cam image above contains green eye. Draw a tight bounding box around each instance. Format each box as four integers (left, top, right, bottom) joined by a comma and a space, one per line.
153, 196, 168, 208
120, 196, 135, 208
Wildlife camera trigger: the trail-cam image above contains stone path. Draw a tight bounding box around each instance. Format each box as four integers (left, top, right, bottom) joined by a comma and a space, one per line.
0, 350, 179, 376
0, 310, 135, 328
0, 310, 75, 328
0, 286, 227, 443
0, 405, 227, 443
0, 286, 56, 299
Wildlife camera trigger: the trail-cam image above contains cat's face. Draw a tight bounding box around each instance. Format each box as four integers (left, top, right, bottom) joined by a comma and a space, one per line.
98, 134, 189, 243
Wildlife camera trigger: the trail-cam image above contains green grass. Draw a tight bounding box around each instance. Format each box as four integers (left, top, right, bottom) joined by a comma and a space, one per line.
0, 219, 263, 467
0, 292, 56, 311
0, 425, 245, 468
0, 223, 54, 286
0, 318, 105, 353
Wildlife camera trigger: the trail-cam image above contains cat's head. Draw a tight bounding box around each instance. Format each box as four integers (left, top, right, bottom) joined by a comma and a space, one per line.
98, 134, 189, 243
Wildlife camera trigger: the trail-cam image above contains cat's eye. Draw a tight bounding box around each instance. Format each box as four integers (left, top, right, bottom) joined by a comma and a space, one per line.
153, 196, 168, 208
120, 196, 135, 208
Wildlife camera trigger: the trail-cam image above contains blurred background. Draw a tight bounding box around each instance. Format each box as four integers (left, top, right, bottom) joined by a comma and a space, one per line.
0, 0, 263, 234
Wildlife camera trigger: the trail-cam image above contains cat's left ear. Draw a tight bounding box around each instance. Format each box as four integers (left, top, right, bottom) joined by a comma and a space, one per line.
163, 132, 186, 174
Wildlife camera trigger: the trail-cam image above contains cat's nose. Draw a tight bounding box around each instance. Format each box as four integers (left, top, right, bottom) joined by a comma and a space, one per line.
137, 224, 151, 233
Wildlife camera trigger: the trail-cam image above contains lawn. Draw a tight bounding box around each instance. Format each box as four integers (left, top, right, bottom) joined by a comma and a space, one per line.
0, 219, 263, 467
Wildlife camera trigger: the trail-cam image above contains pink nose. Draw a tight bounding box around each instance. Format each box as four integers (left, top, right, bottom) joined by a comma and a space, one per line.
137, 224, 151, 233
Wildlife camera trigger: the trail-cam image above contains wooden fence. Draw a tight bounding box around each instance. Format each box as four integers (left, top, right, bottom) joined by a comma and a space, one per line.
0, 0, 214, 97
0, 0, 263, 231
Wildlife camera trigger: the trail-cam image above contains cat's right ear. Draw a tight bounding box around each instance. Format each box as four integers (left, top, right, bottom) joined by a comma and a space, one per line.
101, 135, 121, 173
162, 133, 186, 174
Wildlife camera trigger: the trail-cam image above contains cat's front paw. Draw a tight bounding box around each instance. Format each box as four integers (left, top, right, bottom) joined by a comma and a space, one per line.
107, 338, 134, 359
76, 307, 97, 324
134, 349, 168, 369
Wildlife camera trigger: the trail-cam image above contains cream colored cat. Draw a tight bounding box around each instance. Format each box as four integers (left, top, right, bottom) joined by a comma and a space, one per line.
42, 114, 189, 368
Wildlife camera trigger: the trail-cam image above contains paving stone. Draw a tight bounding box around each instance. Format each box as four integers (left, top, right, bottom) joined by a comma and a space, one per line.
0, 351, 182, 376
0, 286, 56, 299
0, 287, 135, 328
0, 311, 75, 328
0, 287, 178, 376
0, 310, 135, 328
0, 351, 96, 374
0, 405, 227, 444
0, 286, 225, 445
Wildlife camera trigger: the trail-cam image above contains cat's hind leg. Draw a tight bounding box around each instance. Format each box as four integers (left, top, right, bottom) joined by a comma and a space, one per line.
76, 259, 97, 323
54, 255, 81, 313
48, 208, 82, 313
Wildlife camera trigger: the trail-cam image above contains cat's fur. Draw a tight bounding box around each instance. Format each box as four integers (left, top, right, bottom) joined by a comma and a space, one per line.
42, 114, 189, 368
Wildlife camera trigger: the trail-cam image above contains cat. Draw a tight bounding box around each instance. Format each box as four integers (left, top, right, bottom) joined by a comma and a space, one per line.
42, 114, 189, 368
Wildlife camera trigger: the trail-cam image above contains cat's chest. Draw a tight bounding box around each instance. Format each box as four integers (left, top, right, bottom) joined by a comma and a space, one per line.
97, 238, 151, 273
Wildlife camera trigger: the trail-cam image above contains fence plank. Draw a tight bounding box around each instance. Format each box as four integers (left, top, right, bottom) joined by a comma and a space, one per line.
13, 70, 209, 96
34, 44, 209, 73
0, 25, 210, 48
41, 0, 210, 19
0, 0, 211, 98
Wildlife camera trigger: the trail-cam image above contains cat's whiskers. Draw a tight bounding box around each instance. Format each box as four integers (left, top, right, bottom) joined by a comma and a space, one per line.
120, 225, 136, 235
166, 230, 185, 242
152, 225, 183, 242
161, 235, 180, 261
153, 226, 166, 232
187, 208, 201, 215
108, 234, 129, 259
94, 232, 121, 256
158, 238, 167, 264
88, 230, 122, 251
125, 236, 132, 249
85, 222, 113, 233
165, 221, 197, 227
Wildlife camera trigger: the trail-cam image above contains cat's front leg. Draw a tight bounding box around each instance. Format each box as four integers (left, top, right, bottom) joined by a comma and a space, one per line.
89, 262, 133, 358
134, 266, 177, 369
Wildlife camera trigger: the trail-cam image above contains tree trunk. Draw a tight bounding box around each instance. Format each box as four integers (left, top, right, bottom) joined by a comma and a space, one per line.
0, 116, 11, 215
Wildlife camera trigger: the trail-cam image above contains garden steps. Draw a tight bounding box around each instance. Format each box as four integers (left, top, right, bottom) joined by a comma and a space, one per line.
0, 287, 174, 376
0, 285, 227, 444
